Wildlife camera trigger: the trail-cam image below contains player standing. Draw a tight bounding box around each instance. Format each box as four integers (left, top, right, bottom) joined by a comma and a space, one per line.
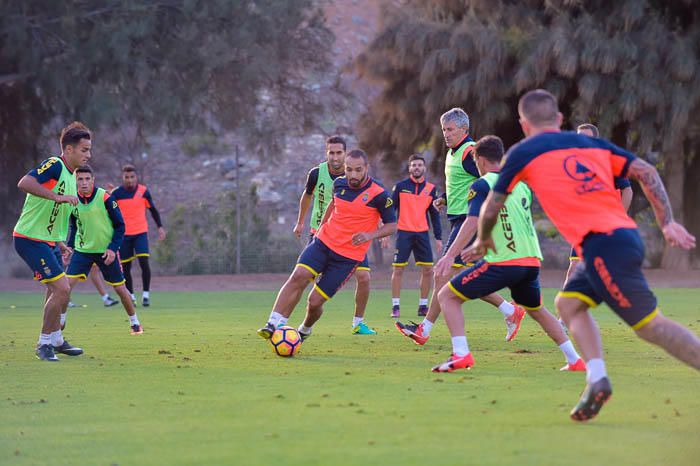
432, 135, 584, 372
471, 89, 698, 421
111, 164, 166, 307
65, 166, 143, 335
293, 136, 376, 335
389, 154, 442, 317
260, 150, 397, 342
13, 122, 90, 361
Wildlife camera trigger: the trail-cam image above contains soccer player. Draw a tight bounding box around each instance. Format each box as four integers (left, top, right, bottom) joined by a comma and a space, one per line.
65, 264, 120, 308
564, 123, 633, 284
293, 136, 376, 335
389, 154, 443, 317
65, 166, 143, 335
13, 121, 90, 361
259, 149, 397, 342
470, 89, 698, 421
431, 135, 584, 372
111, 164, 166, 307
395, 108, 515, 345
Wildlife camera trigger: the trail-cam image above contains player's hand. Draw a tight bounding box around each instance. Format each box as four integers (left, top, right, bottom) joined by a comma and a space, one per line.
352, 232, 373, 245
433, 198, 446, 212
435, 239, 443, 254
293, 222, 303, 239
461, 237, 495, 263
102, 249, 116, 265
662, 222, 696, 250
105, 182, 116, 193
434, 255, 454, 280
54, 194, 79, 206
61, 247, 73, 266
379, 236, 390, 249
158, 227, 167, 241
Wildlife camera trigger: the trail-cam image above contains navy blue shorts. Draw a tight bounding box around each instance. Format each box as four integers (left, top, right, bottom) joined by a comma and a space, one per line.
447, 260, 542, 310
67, 251, 125, 286
444, 215, 471, 267
297, 237, 360, 300
560, 228, 658, 329
569, 247, 580, 261
120, 232, 149, 263
308, 233, 370, 271
14, 236, 65, 283
393, 230, 433, 267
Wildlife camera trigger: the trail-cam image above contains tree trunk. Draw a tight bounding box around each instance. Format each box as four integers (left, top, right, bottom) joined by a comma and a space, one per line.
660, 150, 691, 270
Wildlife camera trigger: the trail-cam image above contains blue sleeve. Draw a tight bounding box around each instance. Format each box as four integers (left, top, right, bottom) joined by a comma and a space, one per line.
598, 139, 637, 178
67, 212, 77, 249
614, 176, 631, 190
105, 196, 125, 252
305, 167, 319, 195
467, 179, 491, 217
390, 184, 400, 217
143, 189, 163, 227
428, 186, 442, 239
27, 158, 63, 184
368, 190, 397, 224
461, 150, 480, 178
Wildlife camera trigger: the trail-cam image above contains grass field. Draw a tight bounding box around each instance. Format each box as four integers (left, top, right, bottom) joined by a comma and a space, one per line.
2, 288, 699, 465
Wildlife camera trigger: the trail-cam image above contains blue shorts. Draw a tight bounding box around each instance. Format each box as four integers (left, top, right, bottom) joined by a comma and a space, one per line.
447, 260, 542, 310
308, 233, 370, 271
297, 237, 360, 300
444, 216, 471, 267
560, 228, 658, 329
393, 230, 433, 267
569, 247, 580, 261
67, 250, 126, 286
120, 232, 149, 263
14, 236, 65, 283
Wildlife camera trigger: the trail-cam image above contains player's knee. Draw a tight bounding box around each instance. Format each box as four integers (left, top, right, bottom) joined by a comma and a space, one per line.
291, 267, 313, 285
307, 292, 325, 310
421, 266, 433, 276
437, 283, 455, 305
555, 295, 586, 320
392, 267, 404, 276
355, 270, 370, 286
49, 278, 71, 300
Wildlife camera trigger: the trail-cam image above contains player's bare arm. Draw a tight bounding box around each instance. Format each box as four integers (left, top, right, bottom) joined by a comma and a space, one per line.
434, 217, 478, 278
621, 186, 633, 212
18, 175, 78, 205
294, 192, 313, 238
319, 198, 333, 227
351, 222, 397, 245
466, 191, 506, 259
627, 158, 696, 249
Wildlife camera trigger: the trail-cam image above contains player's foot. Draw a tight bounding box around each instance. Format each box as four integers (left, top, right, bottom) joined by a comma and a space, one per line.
417, 305, 428, 316
504, 304, 526, 342
36, 344, 59, 361
298, 330, 311, 342
53, 340, 83, 356
67, 301, 77, 308
391, 305, 400, 318
560, 358, 586, 372
257, 322, 275, 339
431, 352, 474, 373
352, 322, 377, 335
142, 297, 150, 307
394, 320, 429, 345
103, 296, 119, 307
130, 324, 144, 335
570, 377, 612, 422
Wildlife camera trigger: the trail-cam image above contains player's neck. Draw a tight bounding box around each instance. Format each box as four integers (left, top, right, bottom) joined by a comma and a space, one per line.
59, 154, 76, 173
527, 126, 560, 137
410, 175, 424, 183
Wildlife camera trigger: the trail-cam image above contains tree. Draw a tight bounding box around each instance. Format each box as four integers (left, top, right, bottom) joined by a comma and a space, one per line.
355, 0, 700, 269
0, 0, 332, 225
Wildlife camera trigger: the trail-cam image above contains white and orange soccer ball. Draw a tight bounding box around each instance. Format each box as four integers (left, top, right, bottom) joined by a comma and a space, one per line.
270, 326, 302, 357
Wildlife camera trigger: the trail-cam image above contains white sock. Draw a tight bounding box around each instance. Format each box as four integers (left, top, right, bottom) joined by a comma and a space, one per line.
586, 358, 607, 384
129, 314, 140, 325
497, 301, 515, 317
419, 298, 429, 306
559, 340, 580, 364
298, 324, 313, 335
392, 298, 400, 306
352, 317, 363, 328
451, 336, 470, 356
421, 318, 434, 336
60, 313, 66, 326
50, 330, 64, 347
101, 294, 110, 302
39, 333, 51, 345
142, 291, 150, 299
267, 311, 288, 328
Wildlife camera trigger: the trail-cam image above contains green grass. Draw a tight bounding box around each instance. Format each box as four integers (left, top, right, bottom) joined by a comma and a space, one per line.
1, 288, 699, 466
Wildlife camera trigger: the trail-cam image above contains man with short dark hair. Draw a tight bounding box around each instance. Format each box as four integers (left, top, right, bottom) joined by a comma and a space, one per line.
13, 121, 91, 361
389, 154, 442, 318
111, 164, 166, 307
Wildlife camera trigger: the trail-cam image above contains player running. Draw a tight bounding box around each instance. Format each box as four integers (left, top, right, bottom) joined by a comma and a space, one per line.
430, 135, 584, 372
389, 154, 443, 317
395, 108, 518, 344
293, 136, 377, 335
111, 164, 166, 307
13, 121, 90, 361
259, 149, 396, 343
65, 166, 143, 335
470, 89, 698, 421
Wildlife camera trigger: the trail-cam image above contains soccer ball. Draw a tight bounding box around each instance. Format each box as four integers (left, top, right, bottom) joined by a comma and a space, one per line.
270, 326, 302, 357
